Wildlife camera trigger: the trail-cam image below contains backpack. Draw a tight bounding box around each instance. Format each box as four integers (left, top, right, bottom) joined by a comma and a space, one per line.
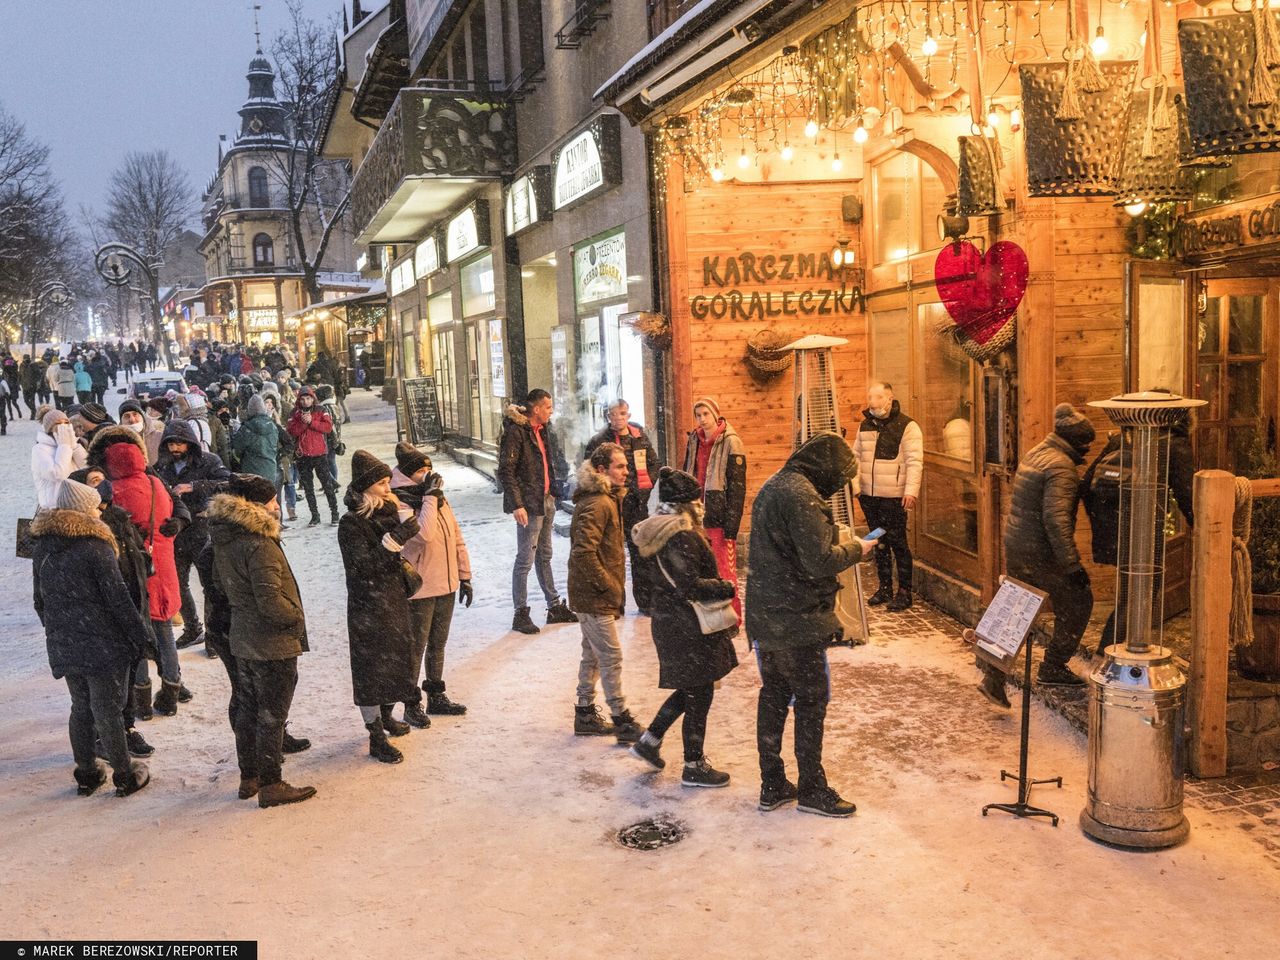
275, 422, 297, 459
1082, 442, 1130, 566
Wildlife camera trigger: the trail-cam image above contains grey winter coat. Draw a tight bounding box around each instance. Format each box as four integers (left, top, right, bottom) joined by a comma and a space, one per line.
1004, 433, 1087, 576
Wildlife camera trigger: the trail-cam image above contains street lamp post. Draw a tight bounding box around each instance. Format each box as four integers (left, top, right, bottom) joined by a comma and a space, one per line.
27, 280, 74, 359
95, 242, 172, 361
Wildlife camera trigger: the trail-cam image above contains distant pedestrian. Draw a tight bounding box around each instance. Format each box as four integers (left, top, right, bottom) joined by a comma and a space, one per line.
683, 397, 746, 622
287, 385, 339, 526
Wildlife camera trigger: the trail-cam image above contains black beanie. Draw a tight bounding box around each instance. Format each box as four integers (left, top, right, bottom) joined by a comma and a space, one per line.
657, 466, 702, 504
1053, 403, 1096, 450
118, 399, 145, 419
394, 440, 431, 477
228, 473, 277, 505
78, 402, 112, 426
350, 449, 392, 494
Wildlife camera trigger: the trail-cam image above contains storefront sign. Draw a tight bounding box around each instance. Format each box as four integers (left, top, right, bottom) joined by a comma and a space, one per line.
488, 318, 505, 393
1176, 196, 1280, 258
406, 0, 448, 74
574, 229, 628, 307
446, 200, 492, 263
415, 234, 440, 278
553, 115, 623, 211
689, 250, 864, 320
390, 257, 416, 297
504, 167, 552, 236
236, 308, 284, 332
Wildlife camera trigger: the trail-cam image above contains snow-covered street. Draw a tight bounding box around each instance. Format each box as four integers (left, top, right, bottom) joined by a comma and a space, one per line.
1, 389, 1277, 959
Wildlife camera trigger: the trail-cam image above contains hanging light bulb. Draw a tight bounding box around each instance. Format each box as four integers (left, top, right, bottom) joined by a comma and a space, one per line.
987, 105, 1000, 128
711, 163, 725, 183
804, 118, 819, 138
780, 142, 794, 162
1091, 26, 1109, 58
1123, 200, 1148, 217
922, 34, 939, 57
1010, 107, 1023, 132
853, 120, 868, 144
831, 151, 843, 173
737, 149, 750, 170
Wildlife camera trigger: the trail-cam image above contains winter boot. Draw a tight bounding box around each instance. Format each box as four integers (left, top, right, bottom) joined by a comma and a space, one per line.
177, 683, 194, 703
866, 585, 894, 606
546, 599, 579, 625
380, 703, 411, 737
574, 704, 614, 736
611, 710, 644, 744
424, 680, 466, 715
758, 779, 799, 812
281, 726, 312, 754
512, 606, 540, 635
257, 780, 317, 808
329, 513, 339, 526
288, 508, 298, 521
402, 699, 432, 729
886, 588, 913, 612
681, 757, 730, 788
308, 515, 321, 527
132, 681, 153, 722
75, 761, 109, 797
204, 644, 219, 660
1037, 661, 1085, 687
630, 731, 665, 770
152, 680, 181, 717
977, 668, 1012, 709
797, 786, 857, 818
238, 777, 260, 800
175, 627, 204, 649
113, 760, 151, 797
366, 719, 404, 764
126, 727, 154, 758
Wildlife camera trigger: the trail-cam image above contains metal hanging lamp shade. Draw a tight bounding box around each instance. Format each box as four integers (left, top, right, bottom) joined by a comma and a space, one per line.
1113, 82, 1196, 207
956, 135, 1002, 216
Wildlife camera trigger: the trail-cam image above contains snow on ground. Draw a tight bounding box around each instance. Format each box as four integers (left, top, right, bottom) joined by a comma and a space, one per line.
1, 389, 1277, 958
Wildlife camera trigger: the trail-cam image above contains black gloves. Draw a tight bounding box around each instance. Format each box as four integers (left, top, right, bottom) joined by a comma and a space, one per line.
458, 579, 473, 608
159, 516, 187, 537
388, 516, 420, 546
424, 473, 444, 498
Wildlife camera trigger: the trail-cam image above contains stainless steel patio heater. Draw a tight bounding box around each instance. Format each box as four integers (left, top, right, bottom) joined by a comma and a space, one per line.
1081, 391, 1205, 849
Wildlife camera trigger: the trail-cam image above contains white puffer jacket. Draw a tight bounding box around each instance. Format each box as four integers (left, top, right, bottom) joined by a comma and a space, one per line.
31, 428, 89, 509
851, 403, 923, 500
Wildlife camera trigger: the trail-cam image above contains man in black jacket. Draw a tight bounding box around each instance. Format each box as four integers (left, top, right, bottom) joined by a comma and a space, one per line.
498, 388, 577, 634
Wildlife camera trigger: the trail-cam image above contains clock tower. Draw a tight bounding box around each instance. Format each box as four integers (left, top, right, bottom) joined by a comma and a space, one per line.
237, 49, 287, 141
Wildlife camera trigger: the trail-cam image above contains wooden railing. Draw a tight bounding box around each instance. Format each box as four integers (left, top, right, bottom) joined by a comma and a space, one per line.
1188, 470, 1280, 778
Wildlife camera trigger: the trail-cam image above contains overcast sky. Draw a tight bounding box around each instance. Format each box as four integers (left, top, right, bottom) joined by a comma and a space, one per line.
0, 0, 352, 225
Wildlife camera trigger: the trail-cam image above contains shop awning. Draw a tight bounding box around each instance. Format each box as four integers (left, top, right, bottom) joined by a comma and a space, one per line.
283, 280, 386, 322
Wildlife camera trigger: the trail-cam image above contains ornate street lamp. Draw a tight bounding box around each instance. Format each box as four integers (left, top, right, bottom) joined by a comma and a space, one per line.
95, 242, 172, 360
28, 279, 74, 358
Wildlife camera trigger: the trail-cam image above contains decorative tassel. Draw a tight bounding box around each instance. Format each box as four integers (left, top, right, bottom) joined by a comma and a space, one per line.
1077, 45, 1109, 93
1256, 0, 1280, 71
1151, 80, 1172, 130
1250, 4, 1280, 107
1141, 92, 1158, 159
1056, 59, 1083, 121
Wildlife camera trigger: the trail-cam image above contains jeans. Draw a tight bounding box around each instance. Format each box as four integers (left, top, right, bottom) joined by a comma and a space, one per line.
648, 684, 715, 763
859, 495, 913, 591
277, 464, 297, 515
296, 455, 338, 520
135, 618, 181, 685
512, 494, 559, 609
66, 669, 131, 778
327, 451, 338, 486
1009, 560, 1094, 667
576, 613, 626, 715
408, 593, 456, 699
174, 529, 211, 635
757, 644, 832, 796
238, 657, 298, 785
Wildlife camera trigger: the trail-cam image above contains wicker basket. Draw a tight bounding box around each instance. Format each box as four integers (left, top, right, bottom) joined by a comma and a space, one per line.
744, 329, 793, 382
938, 315, 1016, 364
1179, 9, 1280, 158
624, 311, 671, 351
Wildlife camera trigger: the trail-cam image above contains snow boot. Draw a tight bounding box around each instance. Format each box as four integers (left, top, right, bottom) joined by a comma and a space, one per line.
886, 589, 913, 612
175, 627, 204, 650
402, 700, 432, 729
630, 731, 665, 770
424, 680, 466, 715
152, 680, 181, 717
977, 668, 1011, 709
512, 606, 540, 635
797, 786, 856, 818
257, 780, 316, 808
574, 704, 614, 736
288, 508, 298, 521
281, 726, 311, 754
177, 683, 193, 703
132, 681, 153, 722
329, 514, 339, 527
113, 760, 151, 797
126, 728, 154, 758
238, 777, 260, 800
866, 585, 894, 606
682, 757, 730, 788
380, 703, 411, 737
308, 515, 321, 527
758, 780, 799, 812
611, 710, 644, 744
546, 599, 579, 625
75, 761, 109, 796
366, 719, 404, 764
1037, 661, 1085, 687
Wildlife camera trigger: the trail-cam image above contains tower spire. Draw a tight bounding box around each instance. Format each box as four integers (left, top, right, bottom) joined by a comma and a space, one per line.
253, 3, 263, 54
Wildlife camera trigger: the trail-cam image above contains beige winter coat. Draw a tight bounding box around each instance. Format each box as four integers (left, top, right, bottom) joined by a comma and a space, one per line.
401, 490, 472, 600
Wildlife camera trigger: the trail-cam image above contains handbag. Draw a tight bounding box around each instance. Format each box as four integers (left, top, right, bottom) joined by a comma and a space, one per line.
15, 515, 35, 559
656, 556, 737, 635
400, 557, 423, 596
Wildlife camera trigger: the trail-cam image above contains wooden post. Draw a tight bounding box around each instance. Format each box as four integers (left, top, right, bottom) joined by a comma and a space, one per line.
1188, 469, 1235, 778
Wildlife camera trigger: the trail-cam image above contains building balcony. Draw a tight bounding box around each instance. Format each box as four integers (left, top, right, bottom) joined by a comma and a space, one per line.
349, 84, 515, 245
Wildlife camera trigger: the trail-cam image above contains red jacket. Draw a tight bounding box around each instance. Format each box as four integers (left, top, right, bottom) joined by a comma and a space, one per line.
286, 406, 333, 457
104, 442, 180, 621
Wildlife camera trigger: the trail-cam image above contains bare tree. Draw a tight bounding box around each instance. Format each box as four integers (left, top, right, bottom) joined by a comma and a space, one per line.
269, 0, 352, 304
0, 103, 56, 277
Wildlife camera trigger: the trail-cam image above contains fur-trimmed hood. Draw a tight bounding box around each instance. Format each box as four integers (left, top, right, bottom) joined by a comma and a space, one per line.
87, 424, 149, 466
504, 403, 530, 427
30, 508, 118, 555
207, 493, 281, 540
572, 459, 619, 501
629, 511, 693, 558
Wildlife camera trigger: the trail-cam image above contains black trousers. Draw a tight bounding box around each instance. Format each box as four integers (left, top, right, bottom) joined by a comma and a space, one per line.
859, 495, 912, 591
1009, 560, 1094, 667
622, 513, 654, 612
174, 529, 212, 634
23, 390, 37, 417
408, 593, 456, 699
237, 657, 299, 785
296, 455, 338, 520
757, 644, 831, 796
66, 669, 131, 778
0, 397, 6, 434
648, 684, 715, 763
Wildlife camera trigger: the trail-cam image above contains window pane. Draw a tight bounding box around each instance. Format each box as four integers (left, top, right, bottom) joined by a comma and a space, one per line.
1136, 278, 1185, 391
875, 153, 915, 263
1197, 425, 1224, 471
918, 163, 947, 253
1228, 295, 1263, 354
924, 473, 980, 555
916, 302, 974, 463
1195, 362, 1221, 420
1198, 297, 1221, 356
460, 254, 495, 317
1229, 425, 1262, 475
870, 308, 911, 404
1227, 361, 1261, 418
427, 291, 452, 329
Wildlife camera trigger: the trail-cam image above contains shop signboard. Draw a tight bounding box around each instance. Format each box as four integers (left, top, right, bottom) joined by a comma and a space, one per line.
1175, 194, 1280, 260
401, 375, 443, 445
505, 166, 553, 236
406, 0, 449, 75
390, 257, 416, 297
488, 318, 506, 393
574, 228, 628, 307
552, 114, 623, 211
551, 326, 570, 415
415, 233, 441, 279
446, 200, 492, 263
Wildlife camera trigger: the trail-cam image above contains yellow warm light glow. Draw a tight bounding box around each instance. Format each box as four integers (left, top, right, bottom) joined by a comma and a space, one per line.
922, 35, 938, 57
780, 143, 794, 161
804, 119, 819, 138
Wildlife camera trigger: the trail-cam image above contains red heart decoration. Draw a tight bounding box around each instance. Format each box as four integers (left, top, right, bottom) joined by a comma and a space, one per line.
933, 240, 1029, 345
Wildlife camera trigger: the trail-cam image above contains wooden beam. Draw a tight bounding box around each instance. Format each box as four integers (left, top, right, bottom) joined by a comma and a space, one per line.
1250, 477, 1280, 498
1188, 469, 1235, 779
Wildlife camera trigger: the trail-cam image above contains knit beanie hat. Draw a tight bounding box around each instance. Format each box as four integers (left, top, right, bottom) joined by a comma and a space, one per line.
692, 396, 721, 420
117, 399, 145, 420
42, 408, 68, 433
227, 473, 277, 505
78, 402, 111, 426
55, 479, 101, 515
395, 441, 430, 477
350, 449, 391, 494
657, 466, 702, 504
1053, 403, 1096, 450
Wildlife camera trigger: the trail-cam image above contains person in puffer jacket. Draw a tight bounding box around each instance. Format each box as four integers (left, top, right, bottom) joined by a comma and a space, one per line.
852, 382, 923, 612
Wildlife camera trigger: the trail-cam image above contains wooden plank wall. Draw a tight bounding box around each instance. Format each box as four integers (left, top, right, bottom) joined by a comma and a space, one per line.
669, 177, 870, 534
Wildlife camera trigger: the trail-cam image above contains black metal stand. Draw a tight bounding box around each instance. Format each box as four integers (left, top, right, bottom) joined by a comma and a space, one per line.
982, 640, 1062, 826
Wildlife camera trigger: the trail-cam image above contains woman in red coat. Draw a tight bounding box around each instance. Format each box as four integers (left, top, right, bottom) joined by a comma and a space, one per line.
104, 440, 187, 717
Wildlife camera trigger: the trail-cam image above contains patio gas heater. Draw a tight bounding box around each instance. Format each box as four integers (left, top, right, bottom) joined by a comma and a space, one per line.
1081, 391, 1205, 849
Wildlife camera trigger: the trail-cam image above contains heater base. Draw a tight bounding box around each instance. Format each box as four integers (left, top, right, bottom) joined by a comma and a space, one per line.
1079, 809, 1189, 849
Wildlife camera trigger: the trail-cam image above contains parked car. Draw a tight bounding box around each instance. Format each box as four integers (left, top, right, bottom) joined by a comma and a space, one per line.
120, 370, 187, 401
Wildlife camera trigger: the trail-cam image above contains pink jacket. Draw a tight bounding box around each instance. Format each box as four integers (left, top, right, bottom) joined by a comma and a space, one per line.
399, 486, 471, 600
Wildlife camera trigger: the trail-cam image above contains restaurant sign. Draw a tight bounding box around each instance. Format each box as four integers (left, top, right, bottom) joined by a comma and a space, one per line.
504, 167, 552, 236
574, 228, 627, 307
446, 200, 492, 263
689, 250, 864, 320
1176, 197, 1280, 258
553, 115, 623, 211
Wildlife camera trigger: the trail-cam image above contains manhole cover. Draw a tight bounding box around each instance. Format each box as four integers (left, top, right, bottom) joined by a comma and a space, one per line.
616, 815, 688, 850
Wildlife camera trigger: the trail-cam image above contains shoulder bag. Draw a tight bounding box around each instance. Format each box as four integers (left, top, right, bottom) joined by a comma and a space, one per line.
656, 556, 737, 635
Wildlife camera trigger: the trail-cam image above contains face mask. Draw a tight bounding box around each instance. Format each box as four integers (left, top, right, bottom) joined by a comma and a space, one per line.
124, 420, 145, 434
869, 405, 889, 419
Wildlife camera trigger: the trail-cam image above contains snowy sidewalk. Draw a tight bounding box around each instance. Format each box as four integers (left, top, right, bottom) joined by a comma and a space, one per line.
0, 390, 1276, 959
